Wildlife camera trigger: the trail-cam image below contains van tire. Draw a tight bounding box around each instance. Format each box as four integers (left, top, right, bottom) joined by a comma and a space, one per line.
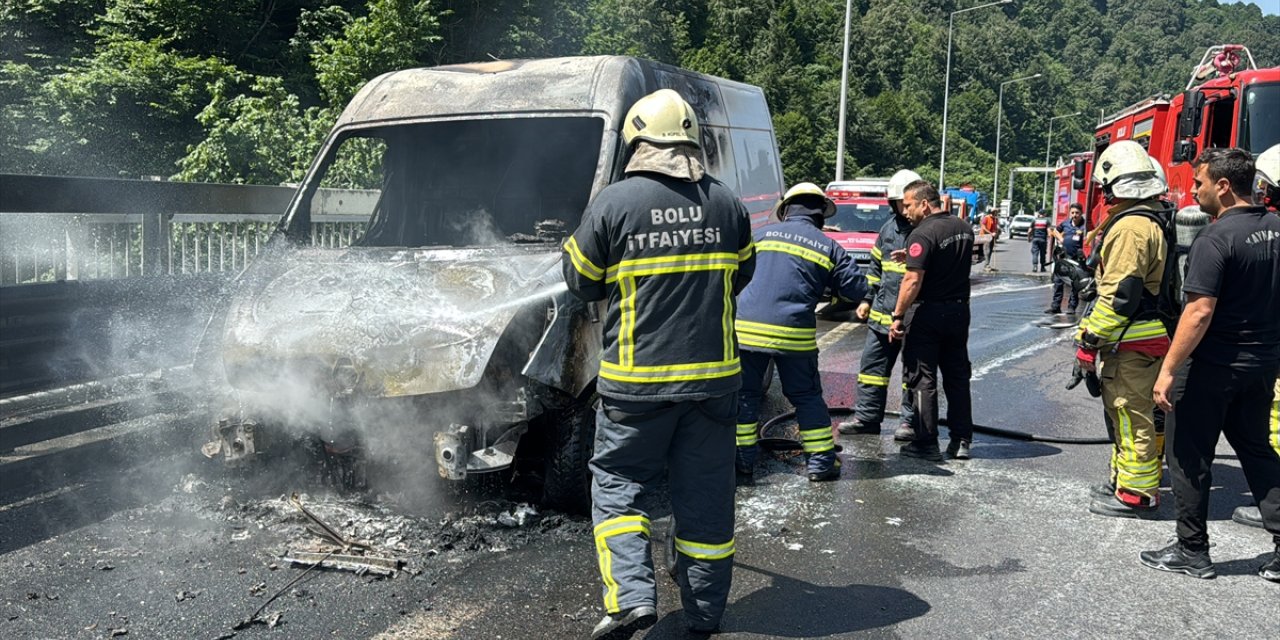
541, 401, 596, 514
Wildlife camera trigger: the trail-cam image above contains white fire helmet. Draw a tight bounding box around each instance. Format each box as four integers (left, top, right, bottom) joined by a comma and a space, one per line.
887, 169, 923, 201
1092, 140, 1165, 200
622, 89, 700, 148
774, 182, 837, 220
1148, 155, 1168, 194
1256, 144, 1280, 209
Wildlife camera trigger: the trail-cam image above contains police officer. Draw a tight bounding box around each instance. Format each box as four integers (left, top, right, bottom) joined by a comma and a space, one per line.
1028, 209, 1051, 272
1046, 203, 1087, 315
735, 183, 867, 481
1077, 140, 1172, 519
562, 89, 756, 638
1143, 147, 1280, 582
838, 169, 919, 441
1229, 142, 1280, 532
889, 180, 975, 460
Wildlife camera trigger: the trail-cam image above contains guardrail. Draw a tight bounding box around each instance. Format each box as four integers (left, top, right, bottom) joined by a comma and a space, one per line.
0, 174, 376, 285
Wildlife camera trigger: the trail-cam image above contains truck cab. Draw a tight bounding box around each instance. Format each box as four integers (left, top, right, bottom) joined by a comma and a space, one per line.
822, 178, 891, 269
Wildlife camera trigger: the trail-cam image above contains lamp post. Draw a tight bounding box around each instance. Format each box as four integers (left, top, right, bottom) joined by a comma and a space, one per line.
834, 0, 854, 181
992, 72, 1041, 206
1041, 111, 1082, 208
938, 0, 1013, 189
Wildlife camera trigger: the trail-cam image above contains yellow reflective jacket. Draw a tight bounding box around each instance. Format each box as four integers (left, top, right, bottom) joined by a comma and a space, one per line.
1078, 201, 1170, 348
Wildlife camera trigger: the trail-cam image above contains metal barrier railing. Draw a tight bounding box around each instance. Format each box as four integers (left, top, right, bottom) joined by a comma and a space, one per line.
0, 174, 376, 285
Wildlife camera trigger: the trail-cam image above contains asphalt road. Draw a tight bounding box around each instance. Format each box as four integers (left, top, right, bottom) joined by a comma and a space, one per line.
1, 240, 1277, 640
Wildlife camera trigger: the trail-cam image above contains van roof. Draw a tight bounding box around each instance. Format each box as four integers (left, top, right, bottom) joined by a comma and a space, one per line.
335, 56, 770, 130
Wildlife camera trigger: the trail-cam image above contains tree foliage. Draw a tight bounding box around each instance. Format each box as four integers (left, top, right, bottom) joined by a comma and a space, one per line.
3, 0, 1279, 209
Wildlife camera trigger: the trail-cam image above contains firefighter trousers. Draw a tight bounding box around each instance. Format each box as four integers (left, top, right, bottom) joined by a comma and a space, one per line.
1167, 363, 1280, 550
590, 393, 736, 627
902, 301, 974, 444
852, 328, 916, 428
737, 350, 836, 468
1098, 350, 1163, 503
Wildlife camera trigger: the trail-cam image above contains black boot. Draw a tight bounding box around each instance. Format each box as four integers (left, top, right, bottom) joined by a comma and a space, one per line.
1088, 494, 1158, 519
837, 419, 880, 435
1139, 541, 1216, 579
900, 440, 943, 461
946, 438, 971, 460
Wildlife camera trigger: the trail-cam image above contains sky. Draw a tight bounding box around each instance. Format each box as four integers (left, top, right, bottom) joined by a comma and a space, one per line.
1222, 0, 1279, 16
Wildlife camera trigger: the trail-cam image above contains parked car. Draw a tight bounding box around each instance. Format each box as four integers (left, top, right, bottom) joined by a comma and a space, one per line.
200, 56, 785, 512
1007, 213, 1035, 238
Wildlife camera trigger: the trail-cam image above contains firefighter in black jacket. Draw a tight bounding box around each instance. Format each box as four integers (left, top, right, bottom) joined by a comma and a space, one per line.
735, 182, 868, 481
563, 89, 756, 639
839, 169, 920, 441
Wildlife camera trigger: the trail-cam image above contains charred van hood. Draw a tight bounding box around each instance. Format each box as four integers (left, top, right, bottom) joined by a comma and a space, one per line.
221, 246, 565, 397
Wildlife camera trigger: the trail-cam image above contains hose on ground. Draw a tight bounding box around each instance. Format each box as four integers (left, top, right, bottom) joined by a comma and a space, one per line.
757, 406, 1112, 451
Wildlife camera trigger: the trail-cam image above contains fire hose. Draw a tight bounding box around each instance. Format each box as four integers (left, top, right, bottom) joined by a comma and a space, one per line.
757, 406, 1113, 450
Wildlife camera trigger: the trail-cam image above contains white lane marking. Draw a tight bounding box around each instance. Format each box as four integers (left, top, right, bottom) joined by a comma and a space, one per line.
971, 331, 1072, 381
972, 283, 1053, 298
817, 321, 863, 349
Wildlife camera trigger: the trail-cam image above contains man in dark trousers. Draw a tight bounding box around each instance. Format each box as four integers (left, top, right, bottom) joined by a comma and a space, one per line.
1028, 209, 1051, 272
735, 182, 868, 481
1046, 203, 1087, 315
889, 180, 976, 460
839, 169, 919, 441
1143, 147, 1280, 583
562, 89, 756, 638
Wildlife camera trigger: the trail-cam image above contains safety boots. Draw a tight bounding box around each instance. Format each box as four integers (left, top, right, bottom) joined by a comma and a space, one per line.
899, 440, 943, 461
892, 423, 915, 442
1089, 492, 1158, 519
1139, 542, 1216, 579
590, 605, 657, 640
735, 446, 757, 477
837, 419, 880, 435
1261, 546, 1280, 583
807, 452, 842, 482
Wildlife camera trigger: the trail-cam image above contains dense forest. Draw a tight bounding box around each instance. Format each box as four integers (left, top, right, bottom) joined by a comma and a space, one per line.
2, 0, 1278, 209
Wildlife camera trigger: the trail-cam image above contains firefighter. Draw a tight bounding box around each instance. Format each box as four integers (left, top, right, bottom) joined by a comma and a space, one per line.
1143, 147, 1280, 582
1028, 209, 1051, 272
735, 183, 868, 481
838, 169, 921, 441
1077, 140, 1172, 519
562, 88, 756, 638
1232, 142, 1280, 532
1046, 203, 1087, 315
889, 180, 976, 460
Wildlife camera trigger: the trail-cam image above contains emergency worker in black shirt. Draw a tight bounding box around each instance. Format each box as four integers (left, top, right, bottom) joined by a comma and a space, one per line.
1141, 148, 1280, 583
888, 180, 976, 461
563, 89, 756, 637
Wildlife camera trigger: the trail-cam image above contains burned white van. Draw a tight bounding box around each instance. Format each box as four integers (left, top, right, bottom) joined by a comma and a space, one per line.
205, 56, 784, 511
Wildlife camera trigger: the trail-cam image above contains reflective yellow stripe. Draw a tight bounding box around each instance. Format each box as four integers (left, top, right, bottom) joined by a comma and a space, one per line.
619, 276, 636, 367
867, 309, 893, 326
674, 537, 735, 560
734, 320, 816, 338
599, 358, 741, 383
1115, 321, 1167, 343
799, 426, 834, 453
882, 260, 907, 274
866, 274, 881, 284
1270, 378, 1279, 456
858, 373, 889, 386
755, 240, 833, 270
565, 237, 604, 281
594, 515, 652, 613
737, 422, 758, 446
870, 246, 882, 260
738, 244, 754, 261
605, 252, 739, 283
722, 269, 734, 361
737, 333, 818, 351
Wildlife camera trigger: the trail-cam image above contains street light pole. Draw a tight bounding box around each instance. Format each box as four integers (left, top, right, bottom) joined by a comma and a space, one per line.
1041, 111, 1082, 208
835, 0, 853, 181
992, 72, 1041, 208
938, 0, 1013, 189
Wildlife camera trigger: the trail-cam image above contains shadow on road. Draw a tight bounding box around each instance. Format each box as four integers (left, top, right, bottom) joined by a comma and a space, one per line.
646, 563, 930, 638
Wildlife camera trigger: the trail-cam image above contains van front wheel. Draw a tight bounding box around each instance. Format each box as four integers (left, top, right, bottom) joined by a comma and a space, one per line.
540, 400, 596, 514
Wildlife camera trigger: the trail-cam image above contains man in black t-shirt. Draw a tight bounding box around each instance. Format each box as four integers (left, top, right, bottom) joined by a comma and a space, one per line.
889, 180, 975, 461
1141, 147, 1280, 583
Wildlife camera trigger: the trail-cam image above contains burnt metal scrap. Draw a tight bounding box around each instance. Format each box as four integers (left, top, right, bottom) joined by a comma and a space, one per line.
280, 551, 403, 577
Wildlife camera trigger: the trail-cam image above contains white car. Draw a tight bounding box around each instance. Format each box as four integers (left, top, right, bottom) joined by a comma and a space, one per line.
1008, 214, 1035, 238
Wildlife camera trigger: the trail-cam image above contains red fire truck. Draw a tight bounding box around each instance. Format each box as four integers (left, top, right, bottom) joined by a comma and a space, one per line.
823, 178, 892, 269
1054, 44, 1280, 234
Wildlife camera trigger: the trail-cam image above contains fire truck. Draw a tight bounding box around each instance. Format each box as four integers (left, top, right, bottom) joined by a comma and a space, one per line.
1054, 44, 1280, 233
823, 177, 892, 269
